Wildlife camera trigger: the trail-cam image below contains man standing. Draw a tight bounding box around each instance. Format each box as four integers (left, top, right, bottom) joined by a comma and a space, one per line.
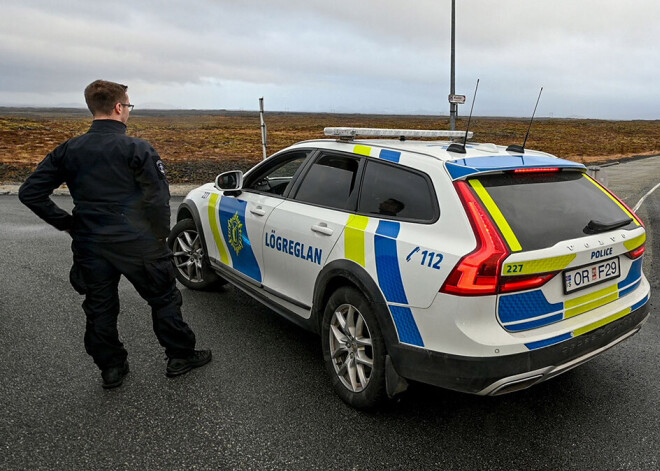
19, 80, 211, 389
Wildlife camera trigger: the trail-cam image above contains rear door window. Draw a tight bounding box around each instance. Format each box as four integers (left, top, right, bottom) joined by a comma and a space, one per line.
358, 160, 438, 222
473, 172, 636, 251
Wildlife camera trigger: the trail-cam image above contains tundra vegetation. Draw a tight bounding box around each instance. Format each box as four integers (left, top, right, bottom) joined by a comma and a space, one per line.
1, 109, 658, 184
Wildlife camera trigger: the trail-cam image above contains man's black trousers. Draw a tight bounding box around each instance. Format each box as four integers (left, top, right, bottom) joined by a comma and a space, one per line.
70, 238, 196, 369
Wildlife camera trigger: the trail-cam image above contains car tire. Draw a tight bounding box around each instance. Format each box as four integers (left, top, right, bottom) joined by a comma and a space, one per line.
321, 286, 388, 409
168, 219, 225, 290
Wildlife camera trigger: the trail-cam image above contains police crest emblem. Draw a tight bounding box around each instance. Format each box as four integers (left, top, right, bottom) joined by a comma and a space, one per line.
227, 212, 243, 255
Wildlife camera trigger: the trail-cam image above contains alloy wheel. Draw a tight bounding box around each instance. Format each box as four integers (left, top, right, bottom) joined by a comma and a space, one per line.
172, 229, 205, 283
328, 303, 374, 392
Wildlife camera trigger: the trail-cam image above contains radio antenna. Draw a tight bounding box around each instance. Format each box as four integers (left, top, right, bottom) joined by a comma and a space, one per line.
507, 87, 543, 153
447, 78, 479, 154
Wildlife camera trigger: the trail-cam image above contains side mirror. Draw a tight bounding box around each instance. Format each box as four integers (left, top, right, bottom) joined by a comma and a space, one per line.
215, 170, 243, 191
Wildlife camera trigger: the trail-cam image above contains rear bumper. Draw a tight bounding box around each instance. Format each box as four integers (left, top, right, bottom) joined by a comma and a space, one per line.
388, 301, 649, 395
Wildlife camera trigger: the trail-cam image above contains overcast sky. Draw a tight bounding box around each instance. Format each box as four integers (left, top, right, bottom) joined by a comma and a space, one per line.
1, 0, 658, 119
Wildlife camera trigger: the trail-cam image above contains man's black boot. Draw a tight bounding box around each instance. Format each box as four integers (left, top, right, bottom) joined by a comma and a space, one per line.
101, 361, 130, 389
166, 350, 212, 377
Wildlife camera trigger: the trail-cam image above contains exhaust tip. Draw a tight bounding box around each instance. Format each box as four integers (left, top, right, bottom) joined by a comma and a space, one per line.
489, 374, 543, 396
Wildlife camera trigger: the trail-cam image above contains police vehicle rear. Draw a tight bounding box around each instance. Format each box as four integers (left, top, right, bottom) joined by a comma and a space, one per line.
169, 127, 650, 408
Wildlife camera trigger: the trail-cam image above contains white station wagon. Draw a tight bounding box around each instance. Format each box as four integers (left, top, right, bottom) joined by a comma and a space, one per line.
168, 127, 650, 408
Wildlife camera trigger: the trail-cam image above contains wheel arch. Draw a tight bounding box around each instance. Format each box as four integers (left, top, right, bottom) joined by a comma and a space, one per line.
176, 204, 195, 223
174, 200, 212, 267
312, 260, 399, 347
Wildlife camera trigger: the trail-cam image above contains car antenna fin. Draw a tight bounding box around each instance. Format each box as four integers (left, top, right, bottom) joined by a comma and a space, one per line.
447, 78, 479, 154
507, 87, 543, 154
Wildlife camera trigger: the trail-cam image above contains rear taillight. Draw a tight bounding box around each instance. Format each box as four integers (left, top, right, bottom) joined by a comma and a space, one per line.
625, 244, 645, 260
441, 181, 509, 296
442, 180, 561, 296
499, 272, 559, 293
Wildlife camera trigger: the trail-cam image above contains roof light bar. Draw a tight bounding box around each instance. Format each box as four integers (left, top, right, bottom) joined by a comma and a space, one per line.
324, 127, 473, 140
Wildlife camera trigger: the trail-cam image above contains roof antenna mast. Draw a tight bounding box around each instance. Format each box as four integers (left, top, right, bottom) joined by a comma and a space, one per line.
447, 78, 479, 154
507, 87, 543, 154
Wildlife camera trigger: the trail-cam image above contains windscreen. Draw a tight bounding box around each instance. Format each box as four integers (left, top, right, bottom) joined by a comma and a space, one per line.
472, 172, 636, 251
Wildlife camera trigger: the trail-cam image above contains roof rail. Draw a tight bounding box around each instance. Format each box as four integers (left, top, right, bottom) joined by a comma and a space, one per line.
324, 127, 473, 141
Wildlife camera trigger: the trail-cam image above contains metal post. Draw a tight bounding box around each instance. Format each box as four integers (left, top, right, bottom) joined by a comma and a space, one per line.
259, 97, 268, 160
449, 0, 457, 131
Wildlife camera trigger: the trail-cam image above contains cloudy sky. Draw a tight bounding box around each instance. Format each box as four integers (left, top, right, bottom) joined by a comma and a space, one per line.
1, 0, 658, 119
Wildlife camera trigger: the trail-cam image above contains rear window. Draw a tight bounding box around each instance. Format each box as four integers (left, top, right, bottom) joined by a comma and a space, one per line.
472, 172, 636, 251
294, 153, 360, 210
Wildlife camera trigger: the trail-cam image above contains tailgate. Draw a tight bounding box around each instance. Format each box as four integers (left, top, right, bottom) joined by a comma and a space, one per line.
467, 170, 648, 341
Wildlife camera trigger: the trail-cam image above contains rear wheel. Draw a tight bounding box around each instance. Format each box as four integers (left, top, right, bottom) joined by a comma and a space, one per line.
321, 286, 388, 409
168, 219, 225, 290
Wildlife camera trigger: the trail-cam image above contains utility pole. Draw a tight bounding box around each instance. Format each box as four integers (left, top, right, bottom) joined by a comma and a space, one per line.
449, 0, 457, 131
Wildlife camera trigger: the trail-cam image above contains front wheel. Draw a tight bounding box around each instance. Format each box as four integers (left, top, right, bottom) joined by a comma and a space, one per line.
168, 219, 225, 290
321, 286, 388, 409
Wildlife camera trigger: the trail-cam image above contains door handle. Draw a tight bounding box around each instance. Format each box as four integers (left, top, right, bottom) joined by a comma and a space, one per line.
250, 206, 266, 216
312, 223, 334, 236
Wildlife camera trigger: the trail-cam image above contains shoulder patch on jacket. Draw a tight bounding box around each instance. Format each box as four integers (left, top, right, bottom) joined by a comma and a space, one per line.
155, 159, 167, 178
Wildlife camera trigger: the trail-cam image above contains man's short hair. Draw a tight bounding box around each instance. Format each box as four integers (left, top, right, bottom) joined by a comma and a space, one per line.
84, 80, 128, 116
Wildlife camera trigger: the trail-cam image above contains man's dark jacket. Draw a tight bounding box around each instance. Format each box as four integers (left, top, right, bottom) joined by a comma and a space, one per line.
19, 119, 171, 242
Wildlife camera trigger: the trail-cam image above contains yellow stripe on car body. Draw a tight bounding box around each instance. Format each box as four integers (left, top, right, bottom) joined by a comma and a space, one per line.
573, 307, 632, 337
564, 284, 619, 318
344, 215, 370, 267
208, 194, 229, 264
469, 179, 522, 252
353, 145, 371, 156
502, 254, 576, 276
624, 233, 646, 251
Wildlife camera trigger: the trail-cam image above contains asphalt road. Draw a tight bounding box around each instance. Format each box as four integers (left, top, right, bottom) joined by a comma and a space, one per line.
1, 157, 658, 470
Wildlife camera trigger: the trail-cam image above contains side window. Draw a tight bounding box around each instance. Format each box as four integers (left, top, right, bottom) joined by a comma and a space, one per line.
293, 153, 361, 210
243, 151, 310, 196
358, 160, 437, 222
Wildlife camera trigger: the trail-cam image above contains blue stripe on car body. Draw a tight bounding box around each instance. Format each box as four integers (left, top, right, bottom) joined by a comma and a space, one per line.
374, 220, 424, 347
218, 197, 262, 282
525, 333, 572, 350
498, 290, 563, 324
379, 149, 401, 163
390, 306, 424, 347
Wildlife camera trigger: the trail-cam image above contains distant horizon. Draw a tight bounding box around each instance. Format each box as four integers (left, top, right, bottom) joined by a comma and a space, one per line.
2, 105, 659, 122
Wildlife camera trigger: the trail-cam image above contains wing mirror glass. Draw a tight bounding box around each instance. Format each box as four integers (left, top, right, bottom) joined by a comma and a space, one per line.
215, 170, 243, 191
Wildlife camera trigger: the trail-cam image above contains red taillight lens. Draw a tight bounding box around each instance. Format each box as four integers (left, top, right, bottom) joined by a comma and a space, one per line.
625, 244, 645, 260
441, 181, 510, 296
499, 272, 559, 293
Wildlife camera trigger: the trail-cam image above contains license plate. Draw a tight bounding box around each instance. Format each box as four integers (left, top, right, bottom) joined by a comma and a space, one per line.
563, 256, 620, 294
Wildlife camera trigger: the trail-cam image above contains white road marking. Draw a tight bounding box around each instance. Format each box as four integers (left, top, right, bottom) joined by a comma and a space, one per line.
633, 182, 660, 212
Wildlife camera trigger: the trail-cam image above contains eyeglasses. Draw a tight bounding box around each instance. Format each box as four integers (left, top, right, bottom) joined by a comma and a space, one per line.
120, 103, 134, 111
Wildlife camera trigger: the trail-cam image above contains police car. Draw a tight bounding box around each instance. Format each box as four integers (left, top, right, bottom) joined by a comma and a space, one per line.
168, 127, 650, 408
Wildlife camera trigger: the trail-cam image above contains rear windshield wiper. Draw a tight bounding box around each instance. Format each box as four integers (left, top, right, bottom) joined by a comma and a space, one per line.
584, 217, 633, 234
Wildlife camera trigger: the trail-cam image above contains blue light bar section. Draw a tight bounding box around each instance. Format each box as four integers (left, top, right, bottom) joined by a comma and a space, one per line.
445, 155, 585, 180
